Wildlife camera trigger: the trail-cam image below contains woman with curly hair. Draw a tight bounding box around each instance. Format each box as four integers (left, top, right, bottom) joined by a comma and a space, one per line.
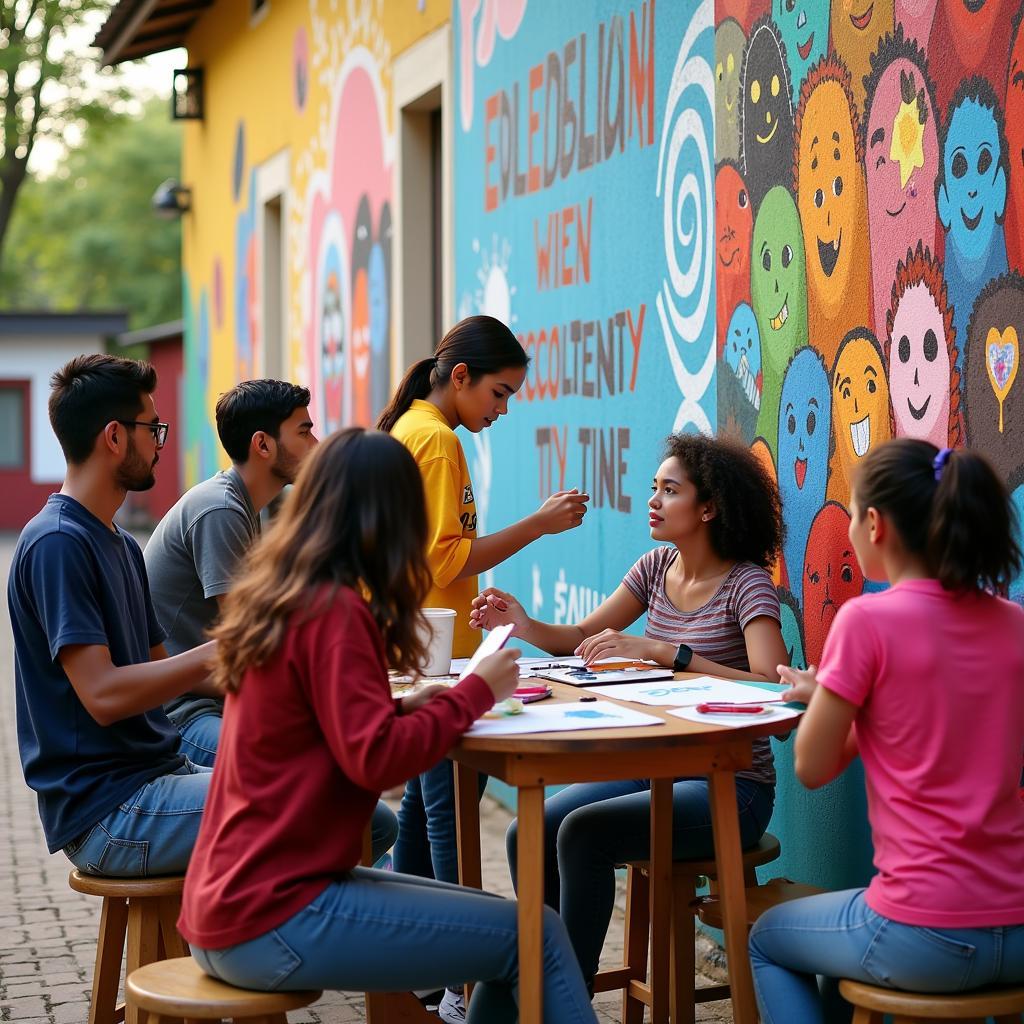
469, 432, 788, 986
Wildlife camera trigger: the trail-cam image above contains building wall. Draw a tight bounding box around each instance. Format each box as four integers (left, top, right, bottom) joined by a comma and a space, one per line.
181, 0, 450, 485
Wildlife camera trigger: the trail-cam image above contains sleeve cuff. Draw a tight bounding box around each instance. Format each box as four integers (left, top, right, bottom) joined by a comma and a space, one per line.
433, 537, 473, 589
454, 672, 496, 718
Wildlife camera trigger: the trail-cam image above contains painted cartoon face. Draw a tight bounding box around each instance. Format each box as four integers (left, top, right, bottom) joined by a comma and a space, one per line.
938, 94, 1008, 263
929, 0, 1015, 112
896, 0, 938, 46
888, 280, 952, 444
963, 273, 1024, 480
320, 262, 345, 432
741, 19, 795, 208
719, 0, 756, 32
751, 186, 808, 373
725, 303, 763, 383
796, 66, 868, 331
716, 162, 754, 342
1005, 18, 1024, 272
864, 47, 940, 333
831, 331, 892, 484
830, 0, 895, 110
778, 347, 831, 606
773, 0, 829, 101
716, 20, 747, 162
804, 502, 865, 666
368, 202, 392, 417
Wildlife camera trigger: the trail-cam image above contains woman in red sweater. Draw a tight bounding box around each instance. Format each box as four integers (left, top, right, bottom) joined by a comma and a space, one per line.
178, 428, 597, 1024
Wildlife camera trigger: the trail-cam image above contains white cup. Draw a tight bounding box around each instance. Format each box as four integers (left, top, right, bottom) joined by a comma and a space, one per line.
420, 608, 457, 676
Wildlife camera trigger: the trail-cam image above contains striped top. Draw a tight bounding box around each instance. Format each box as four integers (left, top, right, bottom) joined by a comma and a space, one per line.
623, 548, 781, 787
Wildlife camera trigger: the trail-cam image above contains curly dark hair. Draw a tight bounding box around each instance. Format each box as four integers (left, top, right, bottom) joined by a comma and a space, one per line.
663, 432, 784, 570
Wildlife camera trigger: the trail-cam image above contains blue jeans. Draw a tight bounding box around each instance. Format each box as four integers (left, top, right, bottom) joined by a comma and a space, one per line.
392, 759, 487, 883
506, 776, 774, 982
177, 710, 222, 768
63, 760, 213, 876
190, 867, 597, 1024
749, 888, 1024, 1024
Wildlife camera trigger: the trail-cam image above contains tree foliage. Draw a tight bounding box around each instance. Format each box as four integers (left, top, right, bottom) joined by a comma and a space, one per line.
0, 97, 182, 326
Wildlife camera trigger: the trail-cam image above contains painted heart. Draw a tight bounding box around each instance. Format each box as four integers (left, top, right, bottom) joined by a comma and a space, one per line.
985, 326, 1019, 433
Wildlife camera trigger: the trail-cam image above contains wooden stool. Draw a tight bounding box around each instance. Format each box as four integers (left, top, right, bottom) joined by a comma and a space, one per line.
593, 832, 781, 1024
691, 876, 827, 930
839, 978, 1024, 1023
69, 870, 189, 1024
126, 957, 321, 1024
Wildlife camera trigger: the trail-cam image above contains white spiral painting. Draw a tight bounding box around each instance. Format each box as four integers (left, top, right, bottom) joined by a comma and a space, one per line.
656, 0, 716, 435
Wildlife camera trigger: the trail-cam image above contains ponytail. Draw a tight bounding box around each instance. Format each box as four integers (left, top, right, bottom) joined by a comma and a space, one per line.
853, 439, 1022, 594
376, 315, 529, 434
376, 358, 436, 433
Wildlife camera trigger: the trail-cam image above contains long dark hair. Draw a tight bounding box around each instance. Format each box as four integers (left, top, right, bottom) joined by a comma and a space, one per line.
664, 433, 784, 569
212, 428, 432, 690
376, 315, 529, 433
853, 439, 1022, 594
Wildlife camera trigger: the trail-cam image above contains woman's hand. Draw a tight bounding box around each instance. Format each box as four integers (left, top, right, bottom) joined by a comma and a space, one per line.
400, 682, 450, 714
530, 489, 590, 536
473, 647, 523, 702
469, 587, 531, 636
575, 629, 666, 666
778, 664, 818, 704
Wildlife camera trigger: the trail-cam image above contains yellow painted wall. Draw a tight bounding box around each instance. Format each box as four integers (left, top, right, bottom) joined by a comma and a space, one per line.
180, 0, 449, 483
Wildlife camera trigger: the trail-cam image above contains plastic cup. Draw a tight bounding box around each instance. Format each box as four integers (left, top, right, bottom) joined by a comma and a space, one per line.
420, 608, 457, 676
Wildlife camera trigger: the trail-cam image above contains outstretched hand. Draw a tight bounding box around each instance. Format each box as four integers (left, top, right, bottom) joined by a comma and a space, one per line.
469, 587, 529, 635
777, 664, 818, 705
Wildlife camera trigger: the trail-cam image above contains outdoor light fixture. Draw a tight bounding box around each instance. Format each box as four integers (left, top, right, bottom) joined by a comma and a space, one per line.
152, 179, 192, 218
171, 67, 204, 120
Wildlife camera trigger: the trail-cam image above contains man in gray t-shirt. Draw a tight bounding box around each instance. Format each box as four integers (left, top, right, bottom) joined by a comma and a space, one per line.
145, 380, 316, 765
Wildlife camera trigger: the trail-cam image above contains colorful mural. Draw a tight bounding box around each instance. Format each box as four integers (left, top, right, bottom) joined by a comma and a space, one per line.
454, 0, 716, 625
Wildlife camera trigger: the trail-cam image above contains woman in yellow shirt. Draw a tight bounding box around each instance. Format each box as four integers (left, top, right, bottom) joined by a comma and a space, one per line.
378, 314, 588, 1022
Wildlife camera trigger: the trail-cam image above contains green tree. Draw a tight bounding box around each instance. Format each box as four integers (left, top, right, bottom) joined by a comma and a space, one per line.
0, 0, 120, 273
0, 97, 181, 326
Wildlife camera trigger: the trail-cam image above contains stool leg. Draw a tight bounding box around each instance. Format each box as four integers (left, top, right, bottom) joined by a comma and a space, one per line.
621, 866, 650, 1024
156, 896, 188, 959
125, 899, 161, 1024
669, 873, 697, 1024
850, 1010, 883, 1024
89, 895, 129, 1024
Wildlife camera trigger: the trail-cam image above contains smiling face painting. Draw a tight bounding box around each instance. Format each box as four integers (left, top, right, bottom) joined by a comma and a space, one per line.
741, 17, 795, 209
828, 328, 892, 501
751, 185, 809, 457
885, 242, 962, 446
862, 27, 940, 335
1005, 9, 1024, 274
830, 0, 895, 111
720, 302, 763, 445
774, 0, 830, 103
717, 19, 747, 161
794, 56, 872, 368
716, 161, 754, 349
777, 346, 832, 606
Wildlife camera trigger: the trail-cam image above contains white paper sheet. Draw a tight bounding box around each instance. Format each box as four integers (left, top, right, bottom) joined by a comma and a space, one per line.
669, 705, 803, 728
586, 677, 788, 707
448, 655, 574, 678
465, 700, 665, 737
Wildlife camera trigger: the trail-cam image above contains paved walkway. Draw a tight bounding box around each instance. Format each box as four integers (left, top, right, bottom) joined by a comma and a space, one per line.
0, 533, 731, 1023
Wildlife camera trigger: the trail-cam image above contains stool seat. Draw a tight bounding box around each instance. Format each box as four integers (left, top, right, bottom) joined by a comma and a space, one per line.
693, 877, 826, 930
127, 958, 322, 1019
839, 978, 1024, 1020
627, 832, 782, 879
69, 870, 185, 899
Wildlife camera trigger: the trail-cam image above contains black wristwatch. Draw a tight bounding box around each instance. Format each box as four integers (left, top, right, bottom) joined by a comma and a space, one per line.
673, 643, 694, 672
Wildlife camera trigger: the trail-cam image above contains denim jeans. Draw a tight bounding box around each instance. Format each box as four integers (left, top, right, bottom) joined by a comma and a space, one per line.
177, 711, 222, 768
749, 888, 1024, 1024
506, 776, 775, 982
63, 760, 213, 876
190, 867, 597, 1024
392, 759, 487, 883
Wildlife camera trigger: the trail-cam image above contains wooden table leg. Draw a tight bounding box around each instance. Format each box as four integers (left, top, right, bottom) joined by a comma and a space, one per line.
708, 770, 757, 1024
648, 778, 673, 1024
516, 785, 546, 1024
454, 762, 482, 890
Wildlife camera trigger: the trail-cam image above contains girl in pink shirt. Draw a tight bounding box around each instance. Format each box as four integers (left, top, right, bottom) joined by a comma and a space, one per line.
749, 439, 1024, 1022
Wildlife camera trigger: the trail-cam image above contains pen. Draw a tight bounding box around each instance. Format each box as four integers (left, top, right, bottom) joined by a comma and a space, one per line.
696, 701, 783, 714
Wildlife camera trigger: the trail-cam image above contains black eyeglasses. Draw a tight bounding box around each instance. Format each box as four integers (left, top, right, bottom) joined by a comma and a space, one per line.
118, 420, 169, 449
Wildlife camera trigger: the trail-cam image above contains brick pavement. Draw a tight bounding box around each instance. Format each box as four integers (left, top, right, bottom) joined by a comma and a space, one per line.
0, 533, 732, 1023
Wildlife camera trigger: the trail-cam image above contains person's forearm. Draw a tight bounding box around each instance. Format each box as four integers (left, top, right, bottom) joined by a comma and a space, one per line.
89, 643, 217, 725
516, 617, 586, 656
686, 652, 780, 682
456, 517, 542, 578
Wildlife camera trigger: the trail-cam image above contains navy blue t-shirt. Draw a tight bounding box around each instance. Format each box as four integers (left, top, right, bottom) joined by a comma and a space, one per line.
7, 494, 184, 852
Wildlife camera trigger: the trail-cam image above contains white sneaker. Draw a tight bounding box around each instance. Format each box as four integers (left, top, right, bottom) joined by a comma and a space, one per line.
437, 988, 466, 1022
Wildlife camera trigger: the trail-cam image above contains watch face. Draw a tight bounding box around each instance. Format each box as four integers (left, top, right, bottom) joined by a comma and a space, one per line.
674, 644, 694, 671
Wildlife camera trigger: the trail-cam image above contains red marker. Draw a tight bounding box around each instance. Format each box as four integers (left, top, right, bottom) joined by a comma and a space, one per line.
696, 701, 769, 714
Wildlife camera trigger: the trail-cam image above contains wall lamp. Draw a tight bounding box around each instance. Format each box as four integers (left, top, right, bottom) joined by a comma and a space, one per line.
152, 179, 192, 218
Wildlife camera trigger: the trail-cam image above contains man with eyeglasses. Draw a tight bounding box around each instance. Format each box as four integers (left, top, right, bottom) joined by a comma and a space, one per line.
7, 354, 217, 876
